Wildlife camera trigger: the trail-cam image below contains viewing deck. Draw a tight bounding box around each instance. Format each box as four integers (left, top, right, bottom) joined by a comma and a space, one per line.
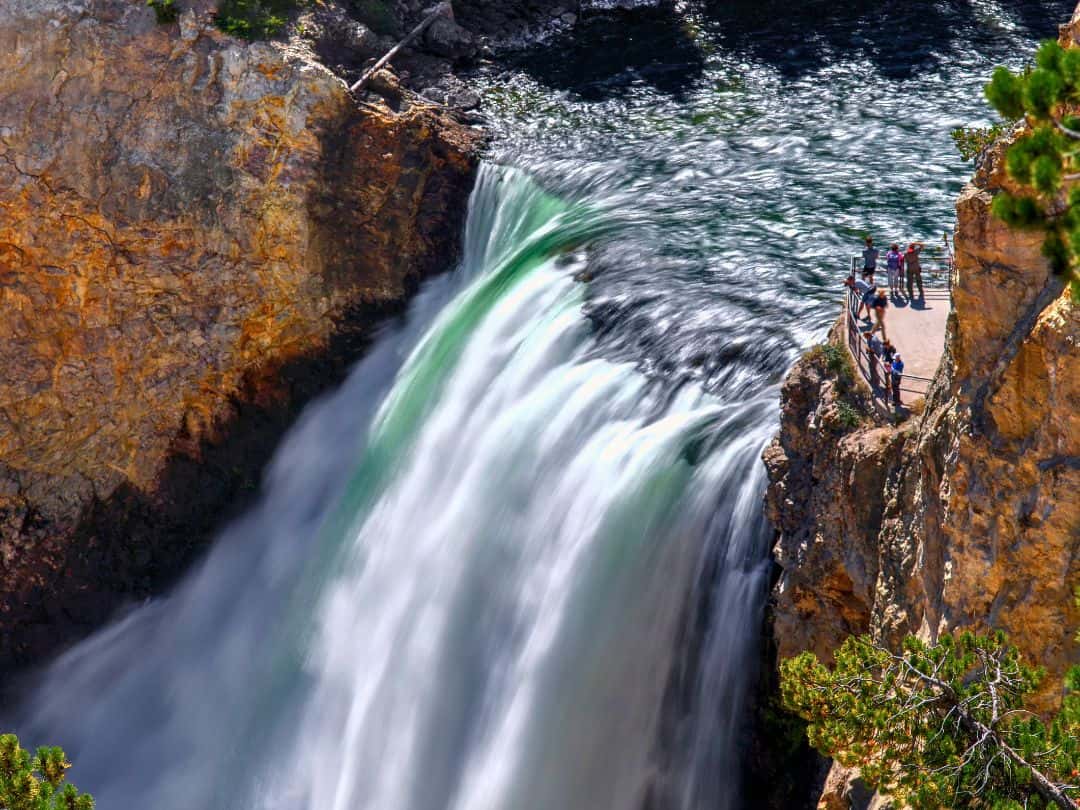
844, 253, 952, 411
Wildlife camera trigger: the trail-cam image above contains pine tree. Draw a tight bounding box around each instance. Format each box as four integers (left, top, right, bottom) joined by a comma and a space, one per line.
780, 632, 1080, 809
0, 734, 94, 810
983, 39, 1080, 298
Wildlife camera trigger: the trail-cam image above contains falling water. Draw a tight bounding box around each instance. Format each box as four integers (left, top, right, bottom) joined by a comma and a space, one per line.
8, 2, 1073, 808
10, 166, 772, 809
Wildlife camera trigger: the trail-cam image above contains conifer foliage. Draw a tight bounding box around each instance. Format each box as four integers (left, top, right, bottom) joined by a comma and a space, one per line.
0, 734, 94, 810
780, 632, 1080, 809
984, 39, 1080, 295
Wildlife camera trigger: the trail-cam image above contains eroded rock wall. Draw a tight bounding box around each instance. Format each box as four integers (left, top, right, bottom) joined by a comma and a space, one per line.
765, 14, 1080, 736
0, 0, 480, 667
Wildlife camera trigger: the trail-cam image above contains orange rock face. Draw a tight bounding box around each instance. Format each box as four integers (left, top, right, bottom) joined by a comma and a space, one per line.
0, 0, 480, 666
766, 24, 1079, 713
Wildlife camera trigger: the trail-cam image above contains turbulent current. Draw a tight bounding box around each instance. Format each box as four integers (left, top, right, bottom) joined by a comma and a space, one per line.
8, 2, 1074, 809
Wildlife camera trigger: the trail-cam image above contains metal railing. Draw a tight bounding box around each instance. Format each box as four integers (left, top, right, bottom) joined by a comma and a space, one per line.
848, 252, 953, 290
845, 287, 935, 410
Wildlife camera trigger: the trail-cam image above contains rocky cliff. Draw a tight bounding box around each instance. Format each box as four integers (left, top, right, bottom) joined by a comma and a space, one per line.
0, 0, 481, 669
763, 13, 1080, 808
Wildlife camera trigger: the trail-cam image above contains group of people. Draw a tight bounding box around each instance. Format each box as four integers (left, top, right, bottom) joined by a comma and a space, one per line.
845, 236, 919, 406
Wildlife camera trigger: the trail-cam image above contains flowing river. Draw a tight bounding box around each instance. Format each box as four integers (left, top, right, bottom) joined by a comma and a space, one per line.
7, 2, 1072, 808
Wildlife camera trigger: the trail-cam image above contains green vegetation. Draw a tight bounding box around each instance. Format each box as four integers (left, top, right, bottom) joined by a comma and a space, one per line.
807, 342, 854, 385
0, 734, 94, 809
951, 121, 1012, 161
781, 631, 1080, 809
209, 0, 395, 40
805, 343, 865, 430
835, 399, 860, 429
147, 0, 178, 24
213, 0, 306, 39
982, 39, 1080, 297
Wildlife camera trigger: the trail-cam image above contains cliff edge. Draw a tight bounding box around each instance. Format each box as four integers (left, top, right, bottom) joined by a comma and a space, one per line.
0, 0, 481, 668
764, 16, 1080, 798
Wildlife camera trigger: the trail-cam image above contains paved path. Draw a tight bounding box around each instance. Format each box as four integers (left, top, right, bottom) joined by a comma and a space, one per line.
859, 288, 950, 379
847, 285, 951, 404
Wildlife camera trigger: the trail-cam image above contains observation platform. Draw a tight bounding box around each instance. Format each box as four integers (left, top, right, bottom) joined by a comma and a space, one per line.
843, 252, 952, 410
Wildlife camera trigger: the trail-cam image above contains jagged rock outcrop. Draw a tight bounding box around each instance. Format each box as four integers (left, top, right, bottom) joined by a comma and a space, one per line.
0, 0, 481, 669
764, 12, 1080, 807
762, 324, 906, 665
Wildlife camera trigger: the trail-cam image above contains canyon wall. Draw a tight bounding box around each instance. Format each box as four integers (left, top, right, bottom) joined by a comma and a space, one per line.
765, 117, 1078, 699
0, 0, 481, 669
763, 13, 1080, 807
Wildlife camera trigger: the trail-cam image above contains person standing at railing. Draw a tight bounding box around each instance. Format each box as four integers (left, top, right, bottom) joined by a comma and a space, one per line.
885, 243, 903, 296
862, 236, 880, 275
905, 241, 925, 300
890, 354, 905, 406
870, 287, 889, 341
865, 332, 881, 389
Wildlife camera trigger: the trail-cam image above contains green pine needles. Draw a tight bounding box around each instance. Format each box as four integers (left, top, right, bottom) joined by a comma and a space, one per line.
781, 632, 1080, 809
984, 39, 1080, 291
214, 0, 306, 39
0, 734, 94, 809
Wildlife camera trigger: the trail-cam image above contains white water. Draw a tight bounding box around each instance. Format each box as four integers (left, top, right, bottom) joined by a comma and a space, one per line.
11, 166, 773, 810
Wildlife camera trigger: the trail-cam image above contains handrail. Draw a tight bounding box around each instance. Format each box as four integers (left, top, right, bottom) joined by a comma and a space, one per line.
849, 252, 953, 288
844, 287, 935, 410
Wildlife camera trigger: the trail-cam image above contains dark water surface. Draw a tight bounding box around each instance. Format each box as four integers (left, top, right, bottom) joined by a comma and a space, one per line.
476, 0, 1073, 395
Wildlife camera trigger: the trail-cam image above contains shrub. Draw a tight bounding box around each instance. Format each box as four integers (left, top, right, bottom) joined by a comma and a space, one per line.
147, 0, 178, 23
951, 121, 1011, 161
835, 399, 860, 429
781, 631, 1080, 809
214, 0, 306, 39
807, 342, 855, 386
0, 734, 94, 809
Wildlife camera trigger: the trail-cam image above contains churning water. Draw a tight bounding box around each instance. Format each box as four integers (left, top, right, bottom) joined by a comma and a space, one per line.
7, 2, 1073, 808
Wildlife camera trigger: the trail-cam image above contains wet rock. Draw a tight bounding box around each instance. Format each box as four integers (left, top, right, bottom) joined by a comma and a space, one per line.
448, 88, 481, 110
424, 15, 479, 61
421, 86, 449, 104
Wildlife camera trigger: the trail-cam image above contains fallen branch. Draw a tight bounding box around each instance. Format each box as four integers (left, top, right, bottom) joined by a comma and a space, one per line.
349, 2, 453, 94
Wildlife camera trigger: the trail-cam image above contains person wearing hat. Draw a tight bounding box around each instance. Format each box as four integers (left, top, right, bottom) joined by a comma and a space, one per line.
905, 241, 925, 300
890, 354, 905, 406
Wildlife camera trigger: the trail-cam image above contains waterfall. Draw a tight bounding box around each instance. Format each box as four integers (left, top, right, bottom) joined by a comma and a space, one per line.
9, 164, 774, 810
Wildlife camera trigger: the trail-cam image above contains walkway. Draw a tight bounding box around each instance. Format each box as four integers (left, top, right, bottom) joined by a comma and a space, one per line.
844, 265, 952, 409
